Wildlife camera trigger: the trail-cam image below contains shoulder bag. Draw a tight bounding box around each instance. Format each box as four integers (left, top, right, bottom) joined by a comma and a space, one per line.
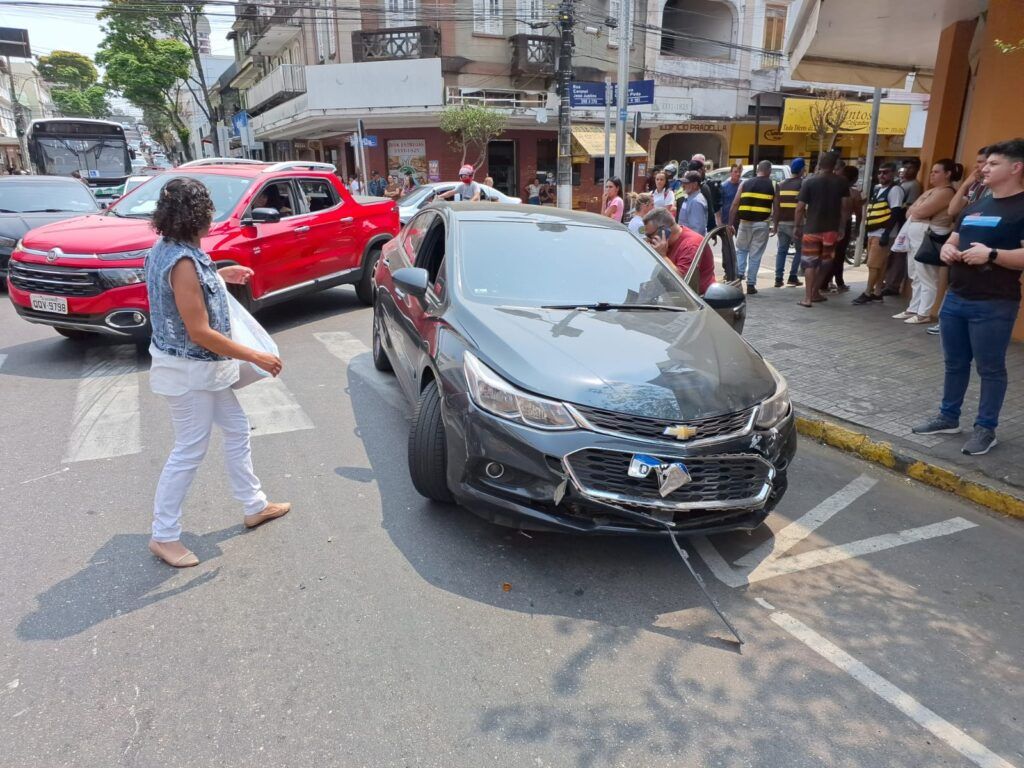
913, 229, 949, 266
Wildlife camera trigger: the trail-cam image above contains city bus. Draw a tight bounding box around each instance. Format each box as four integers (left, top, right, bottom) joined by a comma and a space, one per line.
25, 118, 132, 199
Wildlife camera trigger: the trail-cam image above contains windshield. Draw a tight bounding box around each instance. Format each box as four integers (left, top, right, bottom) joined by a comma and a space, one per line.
458, 222, 701, 310
34, 136, 129, 178
0, 180, 99, 213
111, 173, 253, 221
401, 186, 435, 208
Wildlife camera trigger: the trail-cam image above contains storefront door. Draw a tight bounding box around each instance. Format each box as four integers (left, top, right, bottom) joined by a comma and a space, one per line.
487, 140, 517, 197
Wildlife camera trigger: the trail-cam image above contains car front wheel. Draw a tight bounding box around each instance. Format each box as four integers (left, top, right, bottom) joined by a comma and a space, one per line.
372, 301, 392, 373
407, 380, 454, 503
356, 247, 381, 306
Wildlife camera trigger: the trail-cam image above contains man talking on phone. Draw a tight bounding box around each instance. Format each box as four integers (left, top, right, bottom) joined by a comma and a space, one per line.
643, 208, 716, 294
912, 138, 1024, 456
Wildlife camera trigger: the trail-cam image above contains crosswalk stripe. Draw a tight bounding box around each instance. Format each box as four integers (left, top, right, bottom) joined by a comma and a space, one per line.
314, 331, 407, 413
0, 354, 8, 370
64, 347, 142, 463
234, 377, 315, 437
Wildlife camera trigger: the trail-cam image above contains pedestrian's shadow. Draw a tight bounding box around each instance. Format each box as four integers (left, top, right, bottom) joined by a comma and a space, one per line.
17, 525, 244, 641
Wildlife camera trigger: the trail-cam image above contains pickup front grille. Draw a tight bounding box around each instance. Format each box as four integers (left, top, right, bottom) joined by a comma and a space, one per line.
572, 404, 755, 443
9, 261, 102, 297
565, 449, 772, 510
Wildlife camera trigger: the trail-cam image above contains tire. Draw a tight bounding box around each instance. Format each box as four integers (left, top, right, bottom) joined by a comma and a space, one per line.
55, 327, 93, 341
408, 380, 454, 503
356, 247, 381, 306
372, 301, 393, 372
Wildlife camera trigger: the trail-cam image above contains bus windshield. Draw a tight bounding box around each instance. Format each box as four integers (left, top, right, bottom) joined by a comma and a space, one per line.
34, 136, 129, 178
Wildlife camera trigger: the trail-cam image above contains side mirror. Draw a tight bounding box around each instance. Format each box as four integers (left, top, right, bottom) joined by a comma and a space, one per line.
100, 202, 109, 210
393, 266, 429, 299
250, 207, 281, 223
702, 283, 746, 334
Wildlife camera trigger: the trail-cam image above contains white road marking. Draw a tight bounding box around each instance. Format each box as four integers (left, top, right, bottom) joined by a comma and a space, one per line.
692, 535, 748, 588
64, 347, 141, 463
314, 331, 407, 414
20, 467, 70, 485
753, 597, 775, 610
735, 475, 878, 567
0, 353, 8, 370
234, 378, 314, 437
771, 611, 1017, 768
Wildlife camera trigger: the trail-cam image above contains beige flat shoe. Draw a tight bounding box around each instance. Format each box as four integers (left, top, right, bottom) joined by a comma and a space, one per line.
148, 539, 199, 568
244, 501, 292, 529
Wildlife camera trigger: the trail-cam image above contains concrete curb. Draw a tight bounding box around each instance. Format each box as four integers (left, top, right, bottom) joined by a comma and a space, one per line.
795, 414, 1024, 521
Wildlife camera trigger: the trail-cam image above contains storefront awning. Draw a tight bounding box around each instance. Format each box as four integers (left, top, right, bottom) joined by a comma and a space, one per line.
787, 0, 986, 88
571, 125, 647, 163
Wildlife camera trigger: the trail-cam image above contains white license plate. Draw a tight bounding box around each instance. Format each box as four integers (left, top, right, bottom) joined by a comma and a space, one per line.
30, 294, 69, 314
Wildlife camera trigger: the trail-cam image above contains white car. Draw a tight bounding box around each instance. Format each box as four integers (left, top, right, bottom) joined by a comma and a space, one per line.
706, 164, 792, 185
398, 182, 523, 224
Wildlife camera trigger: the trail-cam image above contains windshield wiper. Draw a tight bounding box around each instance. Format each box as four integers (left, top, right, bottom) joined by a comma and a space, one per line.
23, 208, 70, 213
541, 302, 688, 312
0, 208, 16, 213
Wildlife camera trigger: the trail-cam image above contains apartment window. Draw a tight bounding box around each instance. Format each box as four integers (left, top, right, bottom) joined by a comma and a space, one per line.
762, 5, 786, 67
385, 0, 418, 27
661, 0, 735, 60
516, 0, 544, 34
474, 0, 503, 35
315, 7, 330, 61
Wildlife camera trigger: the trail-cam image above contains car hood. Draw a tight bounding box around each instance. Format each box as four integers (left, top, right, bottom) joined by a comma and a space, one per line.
455, 305, 776, 420
0, 211, 96, 242
20, 214, 159, 254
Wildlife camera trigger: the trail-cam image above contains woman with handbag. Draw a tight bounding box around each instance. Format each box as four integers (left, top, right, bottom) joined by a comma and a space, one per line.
145, 177, 290, 568
892, 159, 963, 324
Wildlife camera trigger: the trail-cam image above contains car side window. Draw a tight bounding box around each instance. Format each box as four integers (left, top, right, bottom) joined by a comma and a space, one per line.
414, 221, 447, 290
403, 210, 437, 264
248, 179, 298, 218
297, 178, 340, 213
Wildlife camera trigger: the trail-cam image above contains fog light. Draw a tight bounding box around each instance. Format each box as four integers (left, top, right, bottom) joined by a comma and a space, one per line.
485, 462, 505, 479
133, 312, 144, 323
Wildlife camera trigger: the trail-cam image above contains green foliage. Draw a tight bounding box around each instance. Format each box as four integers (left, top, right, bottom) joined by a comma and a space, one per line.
52, 85, 111, 118
995, 38, 1024, 54
439, 106, 508, 168
38, 51, 100, 90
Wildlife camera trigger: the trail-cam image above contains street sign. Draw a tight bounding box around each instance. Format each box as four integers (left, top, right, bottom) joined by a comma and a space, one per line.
0, 28, 30, 58
231, 110, 250, 138
570, 79, 655, 108
348, 135, 378, 147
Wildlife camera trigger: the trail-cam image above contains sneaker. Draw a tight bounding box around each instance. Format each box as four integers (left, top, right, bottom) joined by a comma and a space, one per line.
912, 415, 961, 435
962, 426, 998, 455
905, 315, 932, 324
892, 310, 914, 320
835, 284, 850, 293
774, 279, 784, 288
880, 287, 901, 296
747, 284, 758, 295
787, 277, 803, 287
926, 324, 940, 335
852, 292, 878, 305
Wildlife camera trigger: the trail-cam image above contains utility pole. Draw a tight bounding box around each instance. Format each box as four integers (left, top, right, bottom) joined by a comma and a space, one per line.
602, 76, 611, 185
854, 87, 882, 267
614, 0, 631, 182
5, 56, 28, 171
556, 0, 574, 210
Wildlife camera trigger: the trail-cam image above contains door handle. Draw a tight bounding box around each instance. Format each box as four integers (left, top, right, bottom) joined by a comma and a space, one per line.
382, 257, 390, 267
340, 216, 355, 224
293, 225, 311, 233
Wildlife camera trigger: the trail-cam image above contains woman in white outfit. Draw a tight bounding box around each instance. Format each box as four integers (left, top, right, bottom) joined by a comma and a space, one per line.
893, 159, 962, 325
651, 171, 675, 215
145, 177, 290, 568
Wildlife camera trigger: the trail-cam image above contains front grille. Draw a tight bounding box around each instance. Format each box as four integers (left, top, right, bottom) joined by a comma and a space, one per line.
565, 449, 771, 509
572, 404, 754, 443
9, 261, 102, 297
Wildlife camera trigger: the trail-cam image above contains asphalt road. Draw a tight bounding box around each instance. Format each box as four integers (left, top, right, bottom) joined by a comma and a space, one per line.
0, 286, 1021, 768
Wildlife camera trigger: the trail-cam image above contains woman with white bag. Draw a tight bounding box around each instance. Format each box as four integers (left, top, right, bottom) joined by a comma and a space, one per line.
145, 177, 290, 568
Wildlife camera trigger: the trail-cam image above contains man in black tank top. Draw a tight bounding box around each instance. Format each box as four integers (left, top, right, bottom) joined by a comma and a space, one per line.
729, 160, 775, 294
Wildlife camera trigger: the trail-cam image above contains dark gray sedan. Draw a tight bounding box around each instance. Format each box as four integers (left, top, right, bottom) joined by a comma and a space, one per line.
372, 204, 796, 535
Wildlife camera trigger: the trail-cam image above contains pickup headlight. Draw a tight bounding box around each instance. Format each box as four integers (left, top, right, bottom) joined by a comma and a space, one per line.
755, 361, 791, 429
0, 236, 17, 249
99, 248, 150, 262
98, 267, 147, 289
464, 352, 576, 430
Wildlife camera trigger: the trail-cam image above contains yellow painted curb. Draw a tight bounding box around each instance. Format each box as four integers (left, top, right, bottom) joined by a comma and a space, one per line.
795, 415, 1024, 521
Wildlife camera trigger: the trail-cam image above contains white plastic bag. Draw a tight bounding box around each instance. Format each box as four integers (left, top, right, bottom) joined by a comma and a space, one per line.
222, 282, 278, 389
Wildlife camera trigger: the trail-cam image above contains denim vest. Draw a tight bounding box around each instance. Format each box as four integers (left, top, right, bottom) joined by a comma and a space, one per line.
145, 237, 231, 361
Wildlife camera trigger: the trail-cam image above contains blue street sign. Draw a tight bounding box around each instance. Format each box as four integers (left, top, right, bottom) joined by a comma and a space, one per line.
231, 110, 249, 138
349, 135, 378, 147
619, 108, 628, 121
569, 80, 655, 108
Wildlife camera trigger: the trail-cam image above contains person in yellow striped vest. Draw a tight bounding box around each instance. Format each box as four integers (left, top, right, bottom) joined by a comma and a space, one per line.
728, 160, 775, 294
772, 157, 806, 287
852, 162, 906, 305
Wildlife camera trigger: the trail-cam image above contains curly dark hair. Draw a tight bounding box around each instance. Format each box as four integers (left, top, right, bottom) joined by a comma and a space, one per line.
151, 177, 215, 242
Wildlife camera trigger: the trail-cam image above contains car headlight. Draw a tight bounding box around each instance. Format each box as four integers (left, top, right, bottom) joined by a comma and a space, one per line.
98, 267, 147, 289
755, 361, 791, 429
463, 352, 576, 430
0, 236, 17, 249
99, 248, 150, 262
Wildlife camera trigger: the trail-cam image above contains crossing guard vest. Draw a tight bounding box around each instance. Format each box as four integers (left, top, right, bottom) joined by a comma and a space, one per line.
776, 176, 802, 223
867, 182, 899, 229
737, 176, 775, 222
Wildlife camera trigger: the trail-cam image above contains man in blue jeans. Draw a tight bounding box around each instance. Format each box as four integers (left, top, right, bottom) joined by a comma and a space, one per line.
913, 138, 1024, 455
773, 157, 806, 287
729, 160, 775, 294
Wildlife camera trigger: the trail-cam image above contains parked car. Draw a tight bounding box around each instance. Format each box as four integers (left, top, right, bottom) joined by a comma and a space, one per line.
7, 158, 399, 341
0, 175, 102, 283
372, 203, 794, 535
706, 164, 792, 185
398, 182, 522, 224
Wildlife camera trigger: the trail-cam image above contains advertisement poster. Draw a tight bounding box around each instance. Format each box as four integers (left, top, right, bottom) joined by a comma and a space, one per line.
387, 139, 427, 175
428, 160, 440, 182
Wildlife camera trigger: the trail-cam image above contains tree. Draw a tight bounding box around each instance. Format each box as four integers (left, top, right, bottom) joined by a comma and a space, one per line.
98, 1, 221, 154
52, 85, 111, 119
807, 91, 858, 155
37, 51, 109, 119
439, 106, 508, 169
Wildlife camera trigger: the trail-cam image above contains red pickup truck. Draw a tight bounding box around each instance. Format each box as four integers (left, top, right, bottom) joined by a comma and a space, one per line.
6, 159, 399, 341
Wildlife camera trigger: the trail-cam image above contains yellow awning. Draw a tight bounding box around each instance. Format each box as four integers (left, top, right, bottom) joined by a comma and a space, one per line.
571, 125, 647, 163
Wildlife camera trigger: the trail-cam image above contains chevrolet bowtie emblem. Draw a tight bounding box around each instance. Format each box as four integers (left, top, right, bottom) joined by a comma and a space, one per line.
663, 424, 698, 440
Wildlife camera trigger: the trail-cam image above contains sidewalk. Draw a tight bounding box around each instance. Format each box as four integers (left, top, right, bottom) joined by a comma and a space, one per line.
741, 251, 1024, 500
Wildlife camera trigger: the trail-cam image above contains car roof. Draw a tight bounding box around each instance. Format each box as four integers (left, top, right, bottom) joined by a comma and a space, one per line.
441, 202, 623, 228
0, 175, 84, 185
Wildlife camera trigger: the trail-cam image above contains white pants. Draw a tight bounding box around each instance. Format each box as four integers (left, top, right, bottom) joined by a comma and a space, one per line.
904, 220, 944, 318
153, 388, 267, 541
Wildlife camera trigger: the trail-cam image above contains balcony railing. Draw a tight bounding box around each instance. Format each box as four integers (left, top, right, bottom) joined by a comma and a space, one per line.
510, 34, 557, 77
245, 64, 306, 114
755, 50, 785, 70
445, 87, 548, 110
255, 0, 299, 34
352, 26, 440, 63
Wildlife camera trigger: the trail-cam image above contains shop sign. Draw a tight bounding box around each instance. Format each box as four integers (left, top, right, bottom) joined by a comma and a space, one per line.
658, 122, 727, 133
781, 98, 911, 135
387, 139, 428, 174
428, 160, 440, 182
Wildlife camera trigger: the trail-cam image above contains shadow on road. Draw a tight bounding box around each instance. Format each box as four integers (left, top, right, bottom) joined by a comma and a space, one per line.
17, 525, 245, 641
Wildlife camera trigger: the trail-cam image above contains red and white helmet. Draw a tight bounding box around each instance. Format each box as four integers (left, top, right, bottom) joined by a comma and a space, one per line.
459, 165, 474, 180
